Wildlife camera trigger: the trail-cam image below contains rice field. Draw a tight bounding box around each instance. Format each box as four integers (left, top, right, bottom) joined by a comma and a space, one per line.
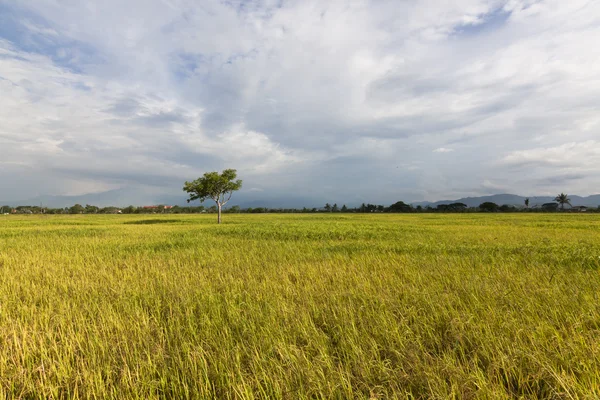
0, 213, 599, 399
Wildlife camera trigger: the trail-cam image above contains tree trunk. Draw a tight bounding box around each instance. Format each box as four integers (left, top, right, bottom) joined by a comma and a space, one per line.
217, 203, 222, 224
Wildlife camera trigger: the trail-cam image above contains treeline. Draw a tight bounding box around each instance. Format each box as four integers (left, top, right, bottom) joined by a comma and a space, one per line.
3, 200, 597, 215
312, 201, 597, 213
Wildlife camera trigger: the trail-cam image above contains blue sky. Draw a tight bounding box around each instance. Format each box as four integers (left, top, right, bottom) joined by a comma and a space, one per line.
1, 0, 599, 206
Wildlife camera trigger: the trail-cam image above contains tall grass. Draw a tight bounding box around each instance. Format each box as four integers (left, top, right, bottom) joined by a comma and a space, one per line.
0, 214, 599, 398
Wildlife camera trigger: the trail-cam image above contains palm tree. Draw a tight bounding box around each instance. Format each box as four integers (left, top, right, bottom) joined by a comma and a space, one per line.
554, 193, 571, 210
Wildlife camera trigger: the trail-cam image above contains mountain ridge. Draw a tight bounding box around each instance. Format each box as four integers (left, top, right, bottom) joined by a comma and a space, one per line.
3, 190, 600, 209
0, 188, 321, 209
412, 194, 600, 208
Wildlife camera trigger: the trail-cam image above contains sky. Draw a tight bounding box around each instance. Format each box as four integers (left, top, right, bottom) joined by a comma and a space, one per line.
1, 0, 599, 206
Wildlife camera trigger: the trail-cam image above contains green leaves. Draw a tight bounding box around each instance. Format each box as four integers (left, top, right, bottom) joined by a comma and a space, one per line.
183, 169, 243, 205
554, 193, 571, 209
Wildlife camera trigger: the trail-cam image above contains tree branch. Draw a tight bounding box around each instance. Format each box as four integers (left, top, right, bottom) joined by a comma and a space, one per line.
222, 191, 233, 206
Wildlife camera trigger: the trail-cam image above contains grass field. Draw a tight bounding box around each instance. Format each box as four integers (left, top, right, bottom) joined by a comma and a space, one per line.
1, 213, 599, 399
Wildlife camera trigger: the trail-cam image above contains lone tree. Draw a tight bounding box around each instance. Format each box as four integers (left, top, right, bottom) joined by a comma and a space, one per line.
554, 193, 571, 210
524, 198, 530, 208
183, 169, 242, 224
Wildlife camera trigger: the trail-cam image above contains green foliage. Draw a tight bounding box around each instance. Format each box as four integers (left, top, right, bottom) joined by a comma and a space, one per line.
122, 205, 137, 214
436, 203, 467, 212
499, 204, 516, 212
85, 204, 99, 214
183, 169, 243, 223
1, 214, 600, 398
479, 202, 499, 212
227, 205, 241, 213
69, 203, 85, 214
542, 202, 559, 211
183, 169, 243, 205
555, 193, 572, 210
388, 201, 413, 212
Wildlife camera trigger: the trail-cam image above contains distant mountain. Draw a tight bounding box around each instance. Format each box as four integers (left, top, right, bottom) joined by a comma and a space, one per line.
1, 188, 322, 209
4, 189, 600, 210
2, 188, 165, 208
412, 194, 600, 208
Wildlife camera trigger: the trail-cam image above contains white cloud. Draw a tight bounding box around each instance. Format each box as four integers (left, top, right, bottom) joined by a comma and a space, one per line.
1, 0, 600, 204
501, 141, 600, 169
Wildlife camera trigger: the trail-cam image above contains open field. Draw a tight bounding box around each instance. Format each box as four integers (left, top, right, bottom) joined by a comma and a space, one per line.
1, 214, 599, 398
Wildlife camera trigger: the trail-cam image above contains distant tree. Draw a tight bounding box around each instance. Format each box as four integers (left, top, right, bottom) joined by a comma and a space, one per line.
122, 205, 136, 214
332, 203, 339, 212
435, 202, 467, 212
99, 207, 121, 214
388, 201, 412, 213
542, 202, 559, 211
69, 204, 85, 214
228, 205, 241, 213
449, 202, 467, 211
324, 203, 332, 212
479, 202, 499, 212
499, 204, 516, 212
341, 204, 348, 212
85, 204, 99, 214
359, 203, 367, 213
524, 198, 530, 209
554, 193, 571, 210
366, 204, 378, 213
183, 169, 243, 224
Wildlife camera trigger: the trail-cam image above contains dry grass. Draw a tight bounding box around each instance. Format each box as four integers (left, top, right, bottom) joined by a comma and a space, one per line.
1, 213, 599, 398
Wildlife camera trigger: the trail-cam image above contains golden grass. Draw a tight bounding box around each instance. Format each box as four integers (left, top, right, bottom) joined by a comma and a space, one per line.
0, 213, 599, 398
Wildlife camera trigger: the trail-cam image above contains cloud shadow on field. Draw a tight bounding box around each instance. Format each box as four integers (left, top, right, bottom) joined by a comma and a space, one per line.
124, 219, 182, 225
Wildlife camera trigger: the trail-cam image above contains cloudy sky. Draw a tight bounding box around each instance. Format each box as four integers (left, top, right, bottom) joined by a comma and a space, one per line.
1, 0, 599, 206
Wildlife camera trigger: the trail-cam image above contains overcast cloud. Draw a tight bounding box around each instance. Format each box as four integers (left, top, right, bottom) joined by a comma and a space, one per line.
1, 0, 599, 205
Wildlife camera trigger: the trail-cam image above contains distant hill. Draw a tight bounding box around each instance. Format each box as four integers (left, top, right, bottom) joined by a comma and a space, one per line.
1, 188, 163, 208
412, 194, 600, 208
1, 188, 321, 209
3, 189, 600, 210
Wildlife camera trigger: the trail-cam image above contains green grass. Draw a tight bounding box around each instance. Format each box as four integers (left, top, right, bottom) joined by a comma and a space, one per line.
1, 213, 599, 398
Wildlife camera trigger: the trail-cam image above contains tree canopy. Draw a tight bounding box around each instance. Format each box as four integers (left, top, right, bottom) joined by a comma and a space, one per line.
183, 169, 242, 223
479, 202, 499, 212
554, 193, 571, 210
